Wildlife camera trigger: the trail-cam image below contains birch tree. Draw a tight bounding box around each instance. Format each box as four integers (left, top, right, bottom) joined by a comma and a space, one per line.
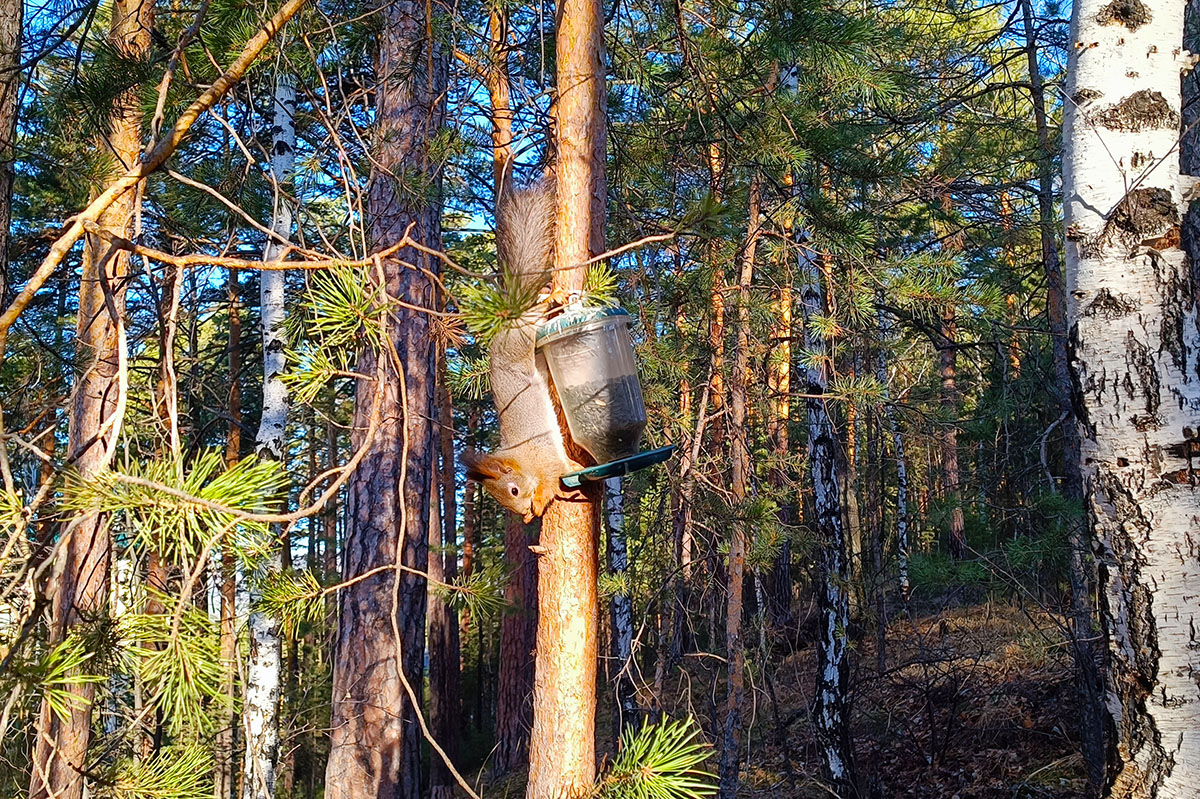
1063, 0, 1200, 795
243, 72, 297, 799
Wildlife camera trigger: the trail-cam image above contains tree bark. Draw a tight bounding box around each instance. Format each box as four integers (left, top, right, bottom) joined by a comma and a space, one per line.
493, 513, 538, 775
606, 477, 636, 740
799, 246, 856, 796
324, 1, 445, 794
718, 173, 759, 799
938, 307, 966, 559
875, 305, 909, 603
428, 349, 460, 799
766, 284, 793, 629
1062, 0, 1200, 795
243, 72, 296, 799
525, 0, 605, 792
28, 0, 149, 795
216, 266, 242, 799
1019, 0, 1104, 787
0, 0, 19, 302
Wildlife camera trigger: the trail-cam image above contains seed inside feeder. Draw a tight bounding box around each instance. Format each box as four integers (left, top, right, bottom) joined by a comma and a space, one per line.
537, 306, 648, 466
555, 374, 645, 464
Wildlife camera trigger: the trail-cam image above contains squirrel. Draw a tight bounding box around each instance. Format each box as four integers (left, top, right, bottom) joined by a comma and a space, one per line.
462, 178, 580, 523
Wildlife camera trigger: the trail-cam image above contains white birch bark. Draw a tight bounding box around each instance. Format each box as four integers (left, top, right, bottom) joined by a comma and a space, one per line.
605, 477, 636, 737
798, 241, 854, 793
1063, 0, 1200, 795
242, 73, 296, 799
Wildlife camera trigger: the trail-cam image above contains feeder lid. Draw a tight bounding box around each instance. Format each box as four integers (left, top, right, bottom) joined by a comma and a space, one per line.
536, 304, 630, 347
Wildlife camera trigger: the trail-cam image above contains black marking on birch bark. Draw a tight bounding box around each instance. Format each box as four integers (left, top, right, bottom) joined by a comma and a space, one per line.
1095, 91, 1180, 132
1068, 322, 1099, 441
273, 139, 292, 157
1082, 288, 1140, 319
1111, 188, 1179, 241
1097, 0, 1152, 30
1123, 330, 1161, 418
1091, 470, 1169, 797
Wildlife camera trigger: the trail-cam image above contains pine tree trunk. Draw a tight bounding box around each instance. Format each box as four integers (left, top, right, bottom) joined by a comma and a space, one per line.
606, 477, 636, 739
0, 0, 19, 302
800, 246, 856, 796
766, 285, 792, 629
493, 513, 538, 775
28, 0, 149, 795
1019, 0, 1105, 787
324, 2, 445, 793
938, 307, 966, 559
1063, 0, 1200, 795
216, 266, 242, 799
718, 174, 759, 799
243, 73, 296, 799
875, 305, 910, 603
427, 351, 460, 799
525, 0, 605, 791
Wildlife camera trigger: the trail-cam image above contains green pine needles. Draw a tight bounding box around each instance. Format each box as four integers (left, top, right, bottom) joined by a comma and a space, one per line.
597, 718, 716, 799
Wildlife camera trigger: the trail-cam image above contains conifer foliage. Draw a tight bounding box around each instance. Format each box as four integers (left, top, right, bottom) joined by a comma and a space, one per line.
0, 0, 1176, 797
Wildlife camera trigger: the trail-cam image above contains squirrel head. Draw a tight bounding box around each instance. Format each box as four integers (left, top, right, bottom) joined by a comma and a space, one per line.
463, 451, 557, 523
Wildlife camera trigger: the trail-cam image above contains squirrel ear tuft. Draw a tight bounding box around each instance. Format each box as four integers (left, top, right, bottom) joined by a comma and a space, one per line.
462, 450, 500, 480
462, 450, 518, 481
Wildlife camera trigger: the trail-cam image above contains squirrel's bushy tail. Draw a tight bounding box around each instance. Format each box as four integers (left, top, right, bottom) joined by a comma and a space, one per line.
497, 178, 556, 292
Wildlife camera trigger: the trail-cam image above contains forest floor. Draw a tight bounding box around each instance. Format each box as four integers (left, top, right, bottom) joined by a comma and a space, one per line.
473, 597, 1089, 799
702, 597, 1087, 798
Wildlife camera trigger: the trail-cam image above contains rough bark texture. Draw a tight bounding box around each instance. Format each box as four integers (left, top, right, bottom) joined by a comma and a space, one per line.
0, 0, 19, 301
217, 267, 242, 799
428, 353, 460, 799
493, 513, 538, 775
28, 1, 150, 796
938, 307, 967, 559
800, 247, 856, 797
323, 1, 445, 795
525, 0, 605, 792
875, 305, 910, 602
1062, 0, 1200, 796
766, 285, 793, 629
718, 175, 759, 799
1020, 0, 1105, 787
607, 477, 637, 739
243, 72, 296, 799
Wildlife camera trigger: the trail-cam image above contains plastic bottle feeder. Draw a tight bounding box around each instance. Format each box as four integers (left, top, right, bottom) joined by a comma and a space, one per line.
535, 305, 675, 487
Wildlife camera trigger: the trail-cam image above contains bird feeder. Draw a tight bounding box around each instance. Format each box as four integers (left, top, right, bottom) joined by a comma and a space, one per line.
536, 305, 674, 487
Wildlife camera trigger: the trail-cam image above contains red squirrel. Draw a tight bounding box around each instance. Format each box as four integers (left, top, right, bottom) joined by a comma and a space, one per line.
462, 179, 580, 522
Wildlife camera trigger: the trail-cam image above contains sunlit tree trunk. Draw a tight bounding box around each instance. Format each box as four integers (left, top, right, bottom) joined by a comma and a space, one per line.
242, 73, 296, 799
216, 265, 242, 799
1063, 0, 1200, 795
28, 1, 149, 796
0, 0, 19, 301
525, 0, 605, 791
765, 284, 792, 628
324, 1, 445, 793
718, 174, 759, 799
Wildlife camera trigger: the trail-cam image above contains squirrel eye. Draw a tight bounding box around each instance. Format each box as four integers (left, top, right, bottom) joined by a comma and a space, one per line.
510, 486, 520, 497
